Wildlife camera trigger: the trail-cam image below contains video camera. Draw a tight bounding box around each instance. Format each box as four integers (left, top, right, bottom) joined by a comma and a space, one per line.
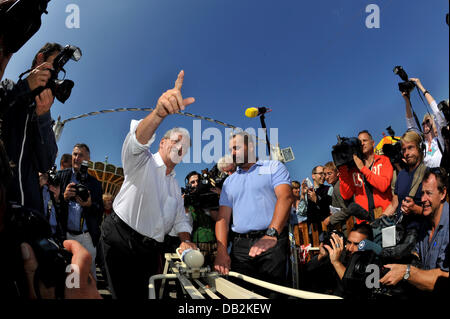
72, 160, 90, 202
8, 203, 72, 298
342, 232, 420, 300
331, 135, 363, 168
182, 165, 228, 210
393, 66, 416, 95
381, 126, 406, 170
0, 0, 50, 55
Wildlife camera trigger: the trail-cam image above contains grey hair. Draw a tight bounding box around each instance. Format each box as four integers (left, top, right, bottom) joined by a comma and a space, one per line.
217, 154, 234, 172
162, 127, 191, 146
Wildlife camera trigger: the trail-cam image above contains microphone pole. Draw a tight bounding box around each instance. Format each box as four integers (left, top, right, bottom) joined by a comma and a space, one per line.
259, 113, 271, 157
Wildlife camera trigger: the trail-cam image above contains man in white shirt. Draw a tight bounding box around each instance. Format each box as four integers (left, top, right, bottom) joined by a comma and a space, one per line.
99, 70, 197, 299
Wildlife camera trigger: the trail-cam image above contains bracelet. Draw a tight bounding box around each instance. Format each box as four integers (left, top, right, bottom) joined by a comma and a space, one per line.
183, 239, 191, 243
423, 90, 430, 95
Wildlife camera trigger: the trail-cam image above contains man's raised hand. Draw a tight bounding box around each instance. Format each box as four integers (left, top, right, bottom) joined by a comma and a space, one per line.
155, 70, 195, 119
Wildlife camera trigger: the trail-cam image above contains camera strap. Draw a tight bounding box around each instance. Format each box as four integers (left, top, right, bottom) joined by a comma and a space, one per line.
361, 174, 375, 221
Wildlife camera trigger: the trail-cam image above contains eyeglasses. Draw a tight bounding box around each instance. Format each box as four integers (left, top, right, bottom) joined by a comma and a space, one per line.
422, 119, 432, 127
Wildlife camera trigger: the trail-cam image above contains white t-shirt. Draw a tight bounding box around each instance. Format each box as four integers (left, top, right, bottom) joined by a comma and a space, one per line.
113, 120, 191, 242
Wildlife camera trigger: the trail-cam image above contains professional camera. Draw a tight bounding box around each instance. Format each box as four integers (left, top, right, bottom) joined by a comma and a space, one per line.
331, 135, 363, 168
182, 165, 227, 210
381, 126, 405, 170
8, 203, 72, 298
320, 229, 345, 248
46, 164, 59, 186
438, 99, 450, 124
0, 0, 50, 55
73, 160, 90, 202
393, 66, 416, 95
24, 44, 82, 104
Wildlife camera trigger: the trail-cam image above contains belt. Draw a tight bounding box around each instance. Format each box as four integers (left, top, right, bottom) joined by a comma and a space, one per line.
67, 229, 89, 236
232, 229, 267, 239
110, 212, 162, 248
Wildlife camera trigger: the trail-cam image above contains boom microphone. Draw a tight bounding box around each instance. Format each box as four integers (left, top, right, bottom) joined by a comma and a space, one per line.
245, 107, 272, 118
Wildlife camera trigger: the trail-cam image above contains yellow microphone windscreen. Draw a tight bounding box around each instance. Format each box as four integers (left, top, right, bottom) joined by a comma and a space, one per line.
245, 107, 259, 118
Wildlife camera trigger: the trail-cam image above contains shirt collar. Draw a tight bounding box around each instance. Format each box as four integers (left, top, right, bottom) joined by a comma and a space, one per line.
236, 161, 263, 173
154, 152, 176, 177
437, 202, 449, 229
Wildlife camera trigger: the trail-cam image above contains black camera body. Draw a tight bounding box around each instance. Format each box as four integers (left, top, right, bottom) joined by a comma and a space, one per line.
393, 66, 416, 95
31, 45, 82, 104
46, 164, 59, 186
182, 165, 227, 210
331, 136, 363, 168
381, 126, 406, 170
73, 160, 90, 202
8, 203, 72, 297
320, 229, 345, 247
0, 0, 50, 55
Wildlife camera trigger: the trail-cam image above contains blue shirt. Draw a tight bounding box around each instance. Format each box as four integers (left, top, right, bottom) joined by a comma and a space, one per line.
219, 160, 291, 233
415, 202, 449, 271
67, 170, 88, 232
42, 185, 58, 235
394, 166, 424, 209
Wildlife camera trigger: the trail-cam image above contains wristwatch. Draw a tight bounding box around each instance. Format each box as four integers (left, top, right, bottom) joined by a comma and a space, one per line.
265, 227, 279, 239
403, 264, 411, 280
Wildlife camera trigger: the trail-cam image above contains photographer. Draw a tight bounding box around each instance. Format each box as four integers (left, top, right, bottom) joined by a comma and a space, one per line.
322, 161, 353, 233
339, 130, 393, 223
1, 42, 60, 215
38, 171, 63, 239
183, 171, 219, 266
305, 223, 373, 297
383, 131, 427, 225
380, 168, 449, 294
56, 143, 103, 280
402, 78, 446, 168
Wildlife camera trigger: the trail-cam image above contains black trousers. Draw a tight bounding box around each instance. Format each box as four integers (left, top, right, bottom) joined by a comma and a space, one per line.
230, 228, 289, 298
99, 212, 163, 299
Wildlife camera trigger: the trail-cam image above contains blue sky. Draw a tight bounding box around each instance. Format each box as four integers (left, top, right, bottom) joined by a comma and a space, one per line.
4, 0, 449, 187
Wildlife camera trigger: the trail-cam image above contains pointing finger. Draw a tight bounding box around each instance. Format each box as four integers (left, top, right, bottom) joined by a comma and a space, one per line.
174, 70, 184, 91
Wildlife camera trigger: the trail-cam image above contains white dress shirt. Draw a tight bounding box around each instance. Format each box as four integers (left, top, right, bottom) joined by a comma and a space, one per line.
113, 120, 192, 242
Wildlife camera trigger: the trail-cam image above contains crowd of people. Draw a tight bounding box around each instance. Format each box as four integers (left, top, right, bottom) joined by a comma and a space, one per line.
0, 0, 448, 301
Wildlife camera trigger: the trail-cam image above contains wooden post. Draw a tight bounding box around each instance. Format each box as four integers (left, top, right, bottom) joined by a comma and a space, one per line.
299, 222, 309, 246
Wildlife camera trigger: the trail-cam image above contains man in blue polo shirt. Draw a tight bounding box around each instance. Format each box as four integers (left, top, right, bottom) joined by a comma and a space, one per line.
214, 132, 293, 293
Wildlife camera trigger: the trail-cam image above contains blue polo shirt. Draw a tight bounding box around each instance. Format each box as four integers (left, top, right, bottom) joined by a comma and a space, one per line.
415, 202, 449, 271
219, 160, 291, 234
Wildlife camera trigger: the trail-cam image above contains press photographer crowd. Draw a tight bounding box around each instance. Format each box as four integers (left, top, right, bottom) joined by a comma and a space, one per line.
0, 0, 448, 301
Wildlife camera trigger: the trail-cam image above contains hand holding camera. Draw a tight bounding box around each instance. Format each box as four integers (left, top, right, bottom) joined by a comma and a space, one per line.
26, 62, 53, 91
64, 182, 91, 206
323, 232, 345, 265
352, 154, 364, 171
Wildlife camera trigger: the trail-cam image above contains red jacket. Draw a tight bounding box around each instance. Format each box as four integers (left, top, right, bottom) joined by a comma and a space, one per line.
339, 154, 393, 222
